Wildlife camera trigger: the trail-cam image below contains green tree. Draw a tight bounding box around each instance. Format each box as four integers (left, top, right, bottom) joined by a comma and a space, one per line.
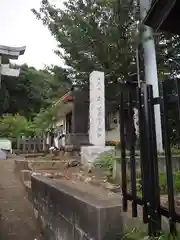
0, 64, 71, 119
46, 65, 72, 100
32, 0, 180, 146
33, 102, 62, 134
32, 0, 139, 98
0, 114, 34, 138
32, 0, 180, 93
0, 64, 52, 118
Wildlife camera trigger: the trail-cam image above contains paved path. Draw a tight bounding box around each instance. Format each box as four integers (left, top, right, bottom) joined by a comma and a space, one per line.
0, 160, 44, 240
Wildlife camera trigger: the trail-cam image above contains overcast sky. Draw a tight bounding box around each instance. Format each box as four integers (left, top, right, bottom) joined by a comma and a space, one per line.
0, 0, 63, 69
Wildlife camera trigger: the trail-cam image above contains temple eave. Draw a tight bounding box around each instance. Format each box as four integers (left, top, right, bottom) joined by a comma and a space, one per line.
143, 0, 180, 34
0, 45, 26, 59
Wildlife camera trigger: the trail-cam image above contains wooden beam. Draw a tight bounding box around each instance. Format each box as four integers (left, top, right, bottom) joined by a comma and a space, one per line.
1, 64, 20, 77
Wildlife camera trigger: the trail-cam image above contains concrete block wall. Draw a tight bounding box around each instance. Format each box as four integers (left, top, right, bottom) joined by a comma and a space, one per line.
31, 176, 123, 240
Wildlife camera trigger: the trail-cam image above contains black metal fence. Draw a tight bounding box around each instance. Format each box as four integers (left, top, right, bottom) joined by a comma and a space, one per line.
119, 79, 180, 237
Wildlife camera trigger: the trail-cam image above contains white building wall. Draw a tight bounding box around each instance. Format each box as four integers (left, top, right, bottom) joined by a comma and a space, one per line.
105, 112, 120, 142
105, 109, 139, 143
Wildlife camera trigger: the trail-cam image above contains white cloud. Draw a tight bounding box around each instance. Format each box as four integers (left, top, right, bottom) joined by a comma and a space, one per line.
0, 0, 64, 69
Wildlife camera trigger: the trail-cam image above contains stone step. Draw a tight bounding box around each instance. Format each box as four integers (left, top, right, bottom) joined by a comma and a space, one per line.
28, 160, 67, 171
28, 159, 80, 171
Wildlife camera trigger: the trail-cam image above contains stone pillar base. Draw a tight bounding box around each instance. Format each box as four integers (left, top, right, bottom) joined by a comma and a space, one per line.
81, 145, 115, 167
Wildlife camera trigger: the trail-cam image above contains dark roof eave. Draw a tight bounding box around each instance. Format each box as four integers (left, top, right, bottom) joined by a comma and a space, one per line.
143, 0, 179, 34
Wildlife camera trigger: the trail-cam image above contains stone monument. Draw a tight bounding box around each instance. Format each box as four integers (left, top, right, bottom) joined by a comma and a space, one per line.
89, 71, 105, 146
81, 71, 115, 167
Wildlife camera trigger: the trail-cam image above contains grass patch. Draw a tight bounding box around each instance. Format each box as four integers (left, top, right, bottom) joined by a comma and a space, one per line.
121, 227, 180, 239
121, 227, 147, 239
133, 171, 180, 196
159, 171, 180, 194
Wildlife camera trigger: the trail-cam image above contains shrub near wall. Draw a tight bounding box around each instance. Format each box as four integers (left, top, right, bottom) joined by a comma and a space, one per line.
159, 171, 180, 194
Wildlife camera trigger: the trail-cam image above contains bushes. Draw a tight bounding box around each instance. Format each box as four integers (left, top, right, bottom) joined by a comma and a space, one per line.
0, 101, 63, 138
32, 102, 62, 135
0, 114, 35, 138
106, 140, 120, 147
159, 171, 180, 194
122, 227, 180, 239
94, 152, 114, 172
136, 171, 180, 195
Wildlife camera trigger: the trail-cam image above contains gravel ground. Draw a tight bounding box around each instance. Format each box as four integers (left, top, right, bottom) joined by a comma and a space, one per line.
0, 160, 44, 240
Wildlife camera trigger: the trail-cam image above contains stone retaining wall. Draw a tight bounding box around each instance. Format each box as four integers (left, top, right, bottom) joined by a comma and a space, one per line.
31, 176, 123, 240
14, 159, 29, 173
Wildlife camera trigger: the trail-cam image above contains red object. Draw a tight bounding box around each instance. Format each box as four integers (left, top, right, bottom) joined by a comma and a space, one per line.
60, 92, 73, 102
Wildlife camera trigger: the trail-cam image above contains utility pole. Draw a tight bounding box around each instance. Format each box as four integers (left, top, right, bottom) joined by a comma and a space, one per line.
139, 0, 163, 153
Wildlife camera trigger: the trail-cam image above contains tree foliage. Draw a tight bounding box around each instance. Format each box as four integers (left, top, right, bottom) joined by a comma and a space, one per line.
0, 64, 71, 119
32, 0, 180, 92
0, 114, 34, 138
2, 0, 180, 145
0, 101, 64, 138
32, 0, 140, 98
0, 64, 50, 118
46, 65, 72, 100
32, 0, 180, 146
33, 101, 63, 134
